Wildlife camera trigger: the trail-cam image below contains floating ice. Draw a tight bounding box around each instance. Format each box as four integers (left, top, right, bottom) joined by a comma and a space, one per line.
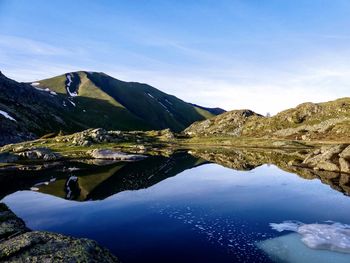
269, 221, 350, 253
0, 110, 16, 122
155, 204, 272, 261
270, 221, 300, 232
258, 233, 350, 263
258, 221, 350, 263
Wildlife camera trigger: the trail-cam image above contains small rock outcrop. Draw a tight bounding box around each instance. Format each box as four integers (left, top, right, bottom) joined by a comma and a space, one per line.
184, 109, 263, 136
0, 203, 119, 262
184, 98, 350, 141
88, 149, 147, 161
17, 147, 61, 161
302, 145, 350, 173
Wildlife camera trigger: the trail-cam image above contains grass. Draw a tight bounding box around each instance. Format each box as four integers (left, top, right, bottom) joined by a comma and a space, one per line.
38, 71, 216, 133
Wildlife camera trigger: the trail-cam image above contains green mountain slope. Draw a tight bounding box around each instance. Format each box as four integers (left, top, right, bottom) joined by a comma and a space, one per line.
38, 71, 218, 132
0, 71, 220, 145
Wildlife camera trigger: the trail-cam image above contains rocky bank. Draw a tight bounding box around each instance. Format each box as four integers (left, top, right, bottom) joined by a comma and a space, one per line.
0, 203, 119, 262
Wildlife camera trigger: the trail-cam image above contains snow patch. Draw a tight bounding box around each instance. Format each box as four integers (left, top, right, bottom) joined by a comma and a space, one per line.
0, 110, 17, 122
165, 98, 173, 105
146, 92, 155, 99
66, 73, 78, 97
65, 175, 78, 199
68, 100, 76, 107
31, 82, 40, 87
159, 101, 171, 114
31, 83, 57, 96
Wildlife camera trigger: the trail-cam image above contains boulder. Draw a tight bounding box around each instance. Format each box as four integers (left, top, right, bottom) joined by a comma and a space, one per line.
315, 161, 339, 172
339, 158, 350, 173
88, 149, 147, 161
303, 145, 346, 166
339, 145, 350, 159
0, 204, 28, 239
17, 148, 61, 161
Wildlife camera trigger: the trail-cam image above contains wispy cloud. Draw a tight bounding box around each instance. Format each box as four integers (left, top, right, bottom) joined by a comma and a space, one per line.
0, 34, 72, 56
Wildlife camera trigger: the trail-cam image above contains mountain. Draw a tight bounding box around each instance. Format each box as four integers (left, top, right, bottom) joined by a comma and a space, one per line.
37, 71, 216, 130
0, 71, 219, 145
189, 103, 226, 115
184, 109, 263, 136
185, 98, 350, 141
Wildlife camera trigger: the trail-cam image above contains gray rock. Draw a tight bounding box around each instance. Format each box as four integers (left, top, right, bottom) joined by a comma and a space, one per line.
88, 149, 147, 161
316, 161, 339, 172
0, 204, 28, 239
17, 148, 61, 161
339, 145, 350, 159
303, 145, 346, 166
339, 157, 350, 173
0, 231, 119, 262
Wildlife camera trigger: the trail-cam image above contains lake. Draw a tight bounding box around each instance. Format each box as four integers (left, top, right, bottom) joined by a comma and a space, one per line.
1, 150, 350, 263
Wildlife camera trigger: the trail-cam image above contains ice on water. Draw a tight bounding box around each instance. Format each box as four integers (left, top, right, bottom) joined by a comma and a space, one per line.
258, 221, 350, 263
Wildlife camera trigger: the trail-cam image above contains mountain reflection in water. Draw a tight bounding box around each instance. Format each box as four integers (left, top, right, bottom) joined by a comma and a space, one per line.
1, 148, 350, 201
2, 148, 350, 263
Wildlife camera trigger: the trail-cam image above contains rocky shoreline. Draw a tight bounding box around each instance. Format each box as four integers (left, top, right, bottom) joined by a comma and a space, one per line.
0, 203, 119, 262
1, 127, 350, 175
293, 144, 350, 173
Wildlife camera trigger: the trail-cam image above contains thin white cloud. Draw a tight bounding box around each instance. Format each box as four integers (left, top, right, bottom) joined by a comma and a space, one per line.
0, 34, 72, 56
1, 32, 350, 115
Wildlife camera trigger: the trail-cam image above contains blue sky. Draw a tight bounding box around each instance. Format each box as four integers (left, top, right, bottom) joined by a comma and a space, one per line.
1, 0, 350, 114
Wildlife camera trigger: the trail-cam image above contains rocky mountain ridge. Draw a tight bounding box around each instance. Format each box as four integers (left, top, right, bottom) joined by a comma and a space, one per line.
185, 98, 350, 141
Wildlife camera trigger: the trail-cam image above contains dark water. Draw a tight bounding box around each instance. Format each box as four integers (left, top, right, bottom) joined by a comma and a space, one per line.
2, 152, 350, 263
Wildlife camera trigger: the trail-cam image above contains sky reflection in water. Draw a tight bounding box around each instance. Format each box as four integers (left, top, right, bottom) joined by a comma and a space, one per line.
3, 163, 350, 263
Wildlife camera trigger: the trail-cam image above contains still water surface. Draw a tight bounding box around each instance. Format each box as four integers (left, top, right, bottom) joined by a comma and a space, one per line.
2, 154, 350, 263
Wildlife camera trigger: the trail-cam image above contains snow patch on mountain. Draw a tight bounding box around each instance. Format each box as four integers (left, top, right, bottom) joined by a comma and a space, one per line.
165, 98, 173, 105
66, 74, 78, 97
69, 100, 76, 107
31, 82, 57, 96
31, 82, 40, 87
0, 110, 17, 122
147, 92, 155, 99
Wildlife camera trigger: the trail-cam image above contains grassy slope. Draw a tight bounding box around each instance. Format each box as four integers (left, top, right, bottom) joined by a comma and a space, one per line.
39, 71, 215, 132
86, 72, 215, 131
39, 72, 152, 131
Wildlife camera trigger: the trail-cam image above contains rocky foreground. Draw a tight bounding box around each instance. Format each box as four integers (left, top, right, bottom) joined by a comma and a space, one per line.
0, 203, 119, 262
